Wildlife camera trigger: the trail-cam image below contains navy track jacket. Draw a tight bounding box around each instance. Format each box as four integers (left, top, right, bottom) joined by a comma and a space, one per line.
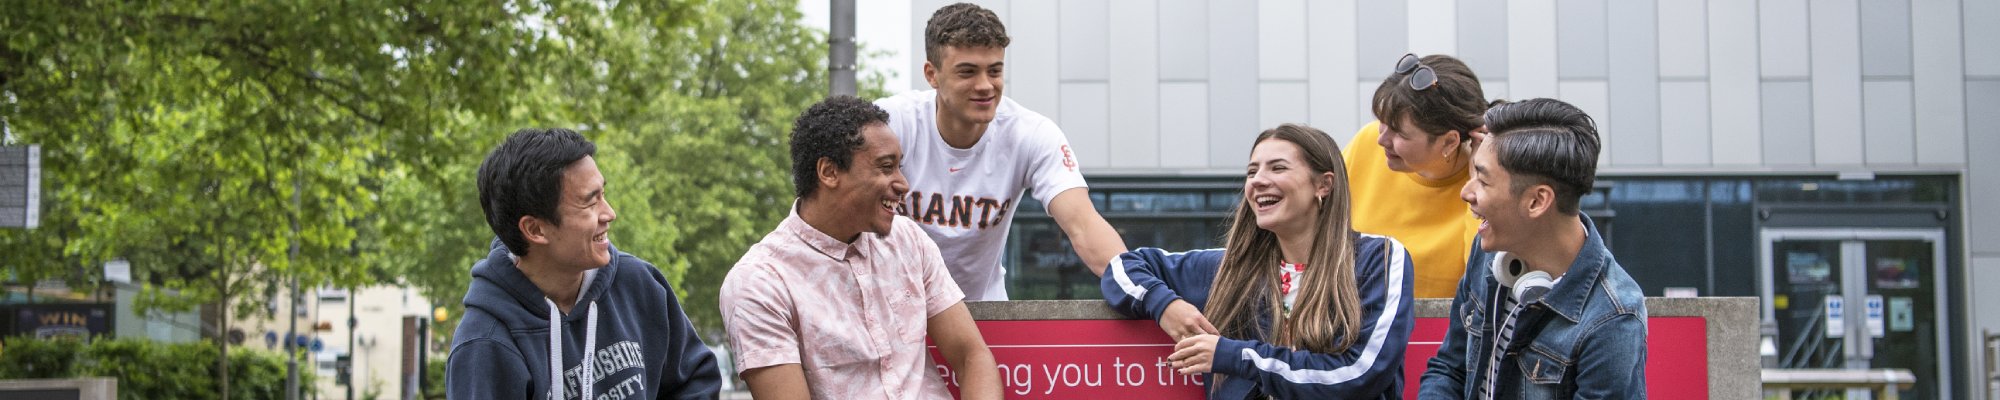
1101, 233, 1415, 399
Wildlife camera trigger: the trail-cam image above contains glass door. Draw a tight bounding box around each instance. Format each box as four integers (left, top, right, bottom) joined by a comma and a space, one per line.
1768, 239, 1846, 373
1762, 229, 1948, 400
1863, 240, 1939, 400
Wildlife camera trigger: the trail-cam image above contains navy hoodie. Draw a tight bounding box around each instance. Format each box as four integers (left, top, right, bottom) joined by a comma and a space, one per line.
448, 240, 721, 399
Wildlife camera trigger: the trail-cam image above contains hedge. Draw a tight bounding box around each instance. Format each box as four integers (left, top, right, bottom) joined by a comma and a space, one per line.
0, 335, 316, 400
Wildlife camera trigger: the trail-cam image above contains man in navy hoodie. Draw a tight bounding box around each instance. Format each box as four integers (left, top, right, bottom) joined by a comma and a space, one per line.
448, 128, 721, 399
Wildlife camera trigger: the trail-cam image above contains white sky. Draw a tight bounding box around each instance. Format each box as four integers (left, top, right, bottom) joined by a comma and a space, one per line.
796, 0, 917, 94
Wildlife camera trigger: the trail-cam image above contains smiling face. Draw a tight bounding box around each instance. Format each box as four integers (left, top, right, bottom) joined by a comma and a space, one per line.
925, 45, 1005, 127
1244, 139, 1332, 239
539, 155, 617, 270
1461, 142, 1525, 252
825, 123, 911, 239
1377, 116, 1461, 175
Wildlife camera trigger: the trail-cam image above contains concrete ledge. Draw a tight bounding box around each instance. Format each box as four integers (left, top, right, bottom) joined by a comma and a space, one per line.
966, 300, 1127, 320
966, 297, 1761, 399
0, 378, 117, 400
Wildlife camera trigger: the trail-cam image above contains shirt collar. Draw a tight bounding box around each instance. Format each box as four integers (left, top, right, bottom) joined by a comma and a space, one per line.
781, 200, 870, 261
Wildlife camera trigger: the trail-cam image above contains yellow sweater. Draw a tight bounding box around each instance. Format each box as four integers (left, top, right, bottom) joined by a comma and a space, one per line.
1341, 121, 1481, 298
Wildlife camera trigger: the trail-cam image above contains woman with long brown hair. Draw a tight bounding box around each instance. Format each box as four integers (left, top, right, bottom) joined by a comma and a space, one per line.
1102, 124, 1416, 399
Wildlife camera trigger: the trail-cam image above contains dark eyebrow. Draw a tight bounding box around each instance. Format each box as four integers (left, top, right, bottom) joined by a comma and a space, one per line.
1472, 164, 1487, 177
956, 61, 1003, 69
582, 187, 603, 202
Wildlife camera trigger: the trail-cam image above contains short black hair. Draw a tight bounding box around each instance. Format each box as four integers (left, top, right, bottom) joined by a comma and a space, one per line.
1483, 98, 1600, 215
924, 3, 1010, 65
477, 128, 597, 257
790, 95, 890, 199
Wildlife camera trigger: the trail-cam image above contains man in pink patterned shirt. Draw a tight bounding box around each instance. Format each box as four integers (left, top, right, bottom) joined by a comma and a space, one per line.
720, 96, 1002, 399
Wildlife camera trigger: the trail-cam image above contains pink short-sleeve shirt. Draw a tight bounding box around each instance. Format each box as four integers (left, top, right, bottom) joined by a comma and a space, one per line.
720, 205, 965, 399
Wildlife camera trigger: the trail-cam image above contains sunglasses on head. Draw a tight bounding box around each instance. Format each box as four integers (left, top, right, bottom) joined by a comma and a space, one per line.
1394, 53, 1437, 91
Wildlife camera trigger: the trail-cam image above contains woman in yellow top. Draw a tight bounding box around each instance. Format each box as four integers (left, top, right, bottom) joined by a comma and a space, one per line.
1343, 53, 1488, 298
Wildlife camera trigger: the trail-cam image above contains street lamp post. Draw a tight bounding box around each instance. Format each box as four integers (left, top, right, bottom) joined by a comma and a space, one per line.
829, 0, 856, 97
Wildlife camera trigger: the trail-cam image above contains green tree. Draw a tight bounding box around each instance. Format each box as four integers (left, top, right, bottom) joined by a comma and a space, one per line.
383, 0, 893, 338
0, 1, 699, 397
4, 1, 889, 395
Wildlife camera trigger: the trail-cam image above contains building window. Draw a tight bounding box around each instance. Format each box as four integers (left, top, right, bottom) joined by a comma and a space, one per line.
1000, 175, 1956, 300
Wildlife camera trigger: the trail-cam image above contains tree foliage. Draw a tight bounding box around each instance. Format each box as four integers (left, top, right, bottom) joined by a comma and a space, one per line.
2, 0, 887, 364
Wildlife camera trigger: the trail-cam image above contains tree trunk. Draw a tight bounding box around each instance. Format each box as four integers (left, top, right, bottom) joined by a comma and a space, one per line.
219, 307, 232, 400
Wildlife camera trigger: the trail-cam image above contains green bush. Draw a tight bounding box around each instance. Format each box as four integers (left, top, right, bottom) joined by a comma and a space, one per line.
423, 357, 446, 399
0, 335, 82, 378
0, 335, 316, 400
74, 338, 216, 399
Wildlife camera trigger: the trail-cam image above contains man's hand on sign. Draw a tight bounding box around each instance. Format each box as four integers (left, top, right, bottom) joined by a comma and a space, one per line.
1159, 299, 1219, 341
1168, 334, 1219, 375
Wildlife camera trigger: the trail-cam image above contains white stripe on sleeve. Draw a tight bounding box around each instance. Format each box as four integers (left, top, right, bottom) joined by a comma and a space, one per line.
1238, 236, 1407, 385
1111, 256, 1149, 299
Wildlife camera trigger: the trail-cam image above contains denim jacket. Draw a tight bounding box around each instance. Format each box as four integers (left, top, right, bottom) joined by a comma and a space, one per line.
1417, 215, 1648, 399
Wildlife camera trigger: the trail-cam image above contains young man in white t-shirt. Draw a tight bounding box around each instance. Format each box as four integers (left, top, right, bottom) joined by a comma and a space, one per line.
876, 2, 1127, 301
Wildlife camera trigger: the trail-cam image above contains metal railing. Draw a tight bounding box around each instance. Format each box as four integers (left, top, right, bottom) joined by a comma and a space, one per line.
1762, 369, 1916, 400
1986, 328, 1997, 399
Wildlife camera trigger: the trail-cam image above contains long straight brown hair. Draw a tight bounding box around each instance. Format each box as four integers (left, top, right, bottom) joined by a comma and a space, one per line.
1205, 124, 1363, 356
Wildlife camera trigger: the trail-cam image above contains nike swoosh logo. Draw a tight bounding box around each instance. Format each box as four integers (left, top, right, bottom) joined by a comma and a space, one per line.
949, 167, 965, 173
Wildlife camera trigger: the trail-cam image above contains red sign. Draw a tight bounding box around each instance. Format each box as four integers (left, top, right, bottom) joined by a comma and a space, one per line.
933, 317, 1708, 399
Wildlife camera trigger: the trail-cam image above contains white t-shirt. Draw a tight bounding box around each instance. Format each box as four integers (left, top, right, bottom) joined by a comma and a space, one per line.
876, 90, 1088, 301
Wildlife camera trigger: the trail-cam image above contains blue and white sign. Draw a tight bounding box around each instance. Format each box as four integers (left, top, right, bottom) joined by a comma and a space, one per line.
1824, 295, 1845, 338
1865, 295, 1885, 338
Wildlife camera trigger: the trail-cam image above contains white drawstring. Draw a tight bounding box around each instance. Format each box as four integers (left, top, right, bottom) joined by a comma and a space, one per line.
545, 299, 600, 400
546, 299, 562, 400
582, 302, 598, 400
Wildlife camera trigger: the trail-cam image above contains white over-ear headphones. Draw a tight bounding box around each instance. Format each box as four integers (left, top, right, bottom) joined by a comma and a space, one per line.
1491, 252, 1555, 302
1514, 270, 1554, 302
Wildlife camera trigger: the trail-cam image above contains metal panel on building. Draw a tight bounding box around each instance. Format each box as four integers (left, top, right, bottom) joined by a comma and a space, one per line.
1659, 81, 1712, 165
1809, 0, 1865, 165
1708, 0, 1762, 165
1107, 0, 1159, 168
1862, 81, 1916, 165
1607, 0, 1661, 166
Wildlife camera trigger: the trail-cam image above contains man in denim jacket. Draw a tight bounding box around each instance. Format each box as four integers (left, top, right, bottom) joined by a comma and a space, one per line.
1419, 98, 1647, 399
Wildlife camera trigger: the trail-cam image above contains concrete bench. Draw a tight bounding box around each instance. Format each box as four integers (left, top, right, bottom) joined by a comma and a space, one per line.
0, 378, 116, 400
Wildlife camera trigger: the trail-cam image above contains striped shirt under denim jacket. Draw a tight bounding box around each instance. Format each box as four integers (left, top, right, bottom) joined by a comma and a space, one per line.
1417, 214, 1650, 399
1102, 233, 1415, 400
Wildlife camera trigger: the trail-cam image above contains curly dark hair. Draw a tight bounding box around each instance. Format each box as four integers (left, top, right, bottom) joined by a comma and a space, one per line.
924, 3, 1010, 65
790, 95, 891, 199
476, 128, 597, 257
1483, 98, 1600, 215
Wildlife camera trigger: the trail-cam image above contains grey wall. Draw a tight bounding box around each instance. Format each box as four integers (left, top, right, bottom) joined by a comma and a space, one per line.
906, 1, 1994, 395
905, 0, 1976, 171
